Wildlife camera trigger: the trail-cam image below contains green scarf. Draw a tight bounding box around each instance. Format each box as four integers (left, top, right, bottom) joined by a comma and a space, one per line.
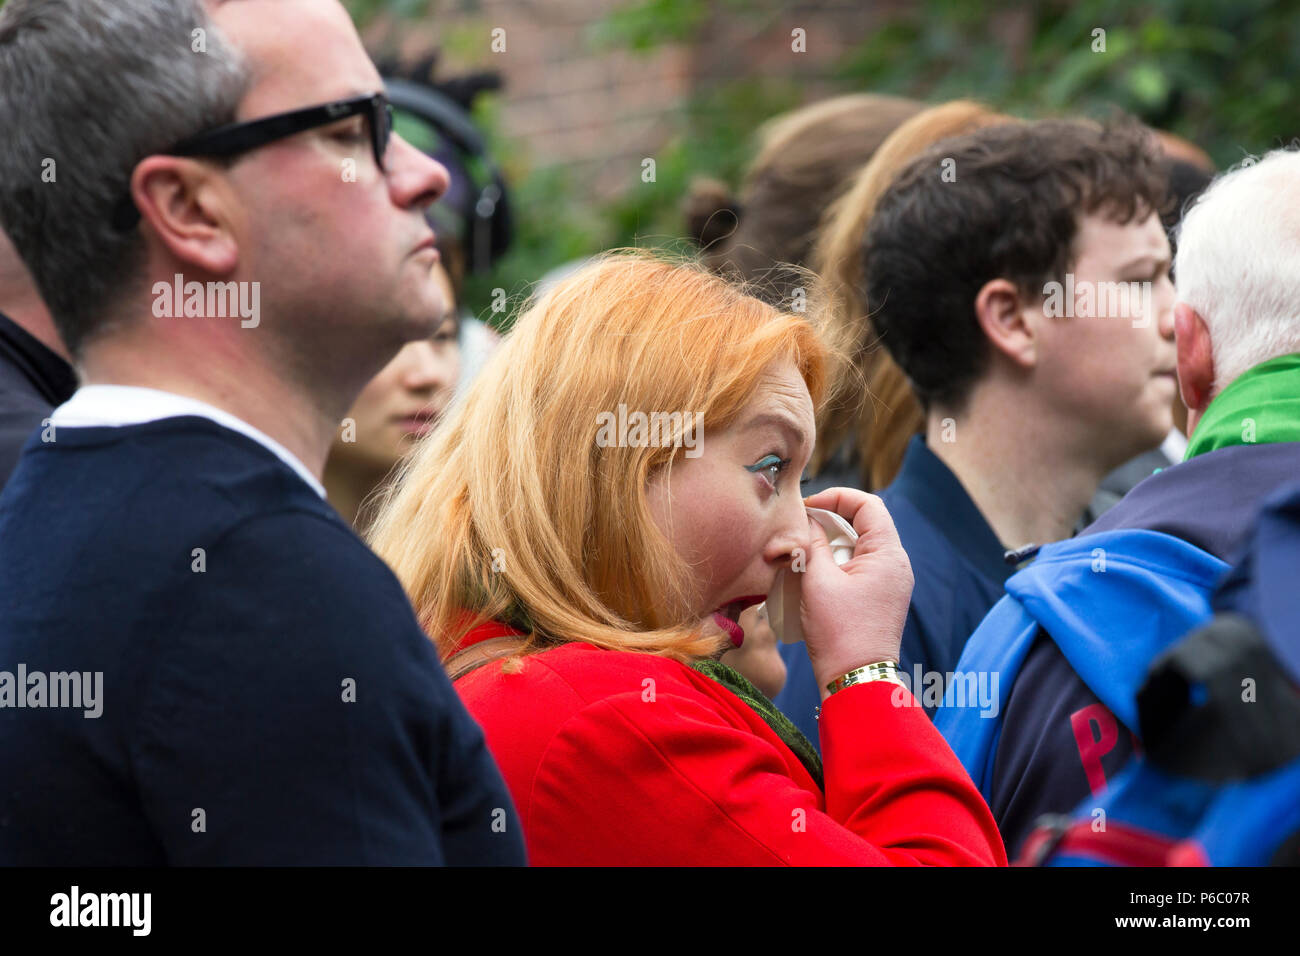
691, 658, 825, 790
1184, 353, 1300, 461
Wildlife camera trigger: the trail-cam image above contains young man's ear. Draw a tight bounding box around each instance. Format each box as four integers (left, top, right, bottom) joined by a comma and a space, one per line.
974, 278, 1035, 369
130, 156, 240, 276
1175, 302, 1215, 417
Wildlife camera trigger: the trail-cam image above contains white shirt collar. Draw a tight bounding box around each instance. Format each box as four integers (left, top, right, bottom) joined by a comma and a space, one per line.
1160, 426, 1189, 464
50, 385, 326, 498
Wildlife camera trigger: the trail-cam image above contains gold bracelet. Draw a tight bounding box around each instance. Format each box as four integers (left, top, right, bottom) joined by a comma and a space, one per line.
825, 660, 906, 697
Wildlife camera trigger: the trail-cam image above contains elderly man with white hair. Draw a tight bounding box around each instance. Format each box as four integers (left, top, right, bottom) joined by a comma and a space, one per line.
935, 148, 1300, 860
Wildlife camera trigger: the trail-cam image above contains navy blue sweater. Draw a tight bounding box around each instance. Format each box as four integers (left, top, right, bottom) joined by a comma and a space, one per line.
0, 416, 525, 865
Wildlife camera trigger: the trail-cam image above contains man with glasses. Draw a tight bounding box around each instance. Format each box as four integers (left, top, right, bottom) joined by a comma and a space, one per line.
0, 0, 525, 865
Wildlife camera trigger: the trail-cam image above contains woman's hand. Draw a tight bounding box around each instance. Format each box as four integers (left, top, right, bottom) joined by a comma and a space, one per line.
798, 488, 913, 698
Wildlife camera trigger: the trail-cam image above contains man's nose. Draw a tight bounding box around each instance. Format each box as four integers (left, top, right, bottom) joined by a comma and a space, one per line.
386, 132, 450, 212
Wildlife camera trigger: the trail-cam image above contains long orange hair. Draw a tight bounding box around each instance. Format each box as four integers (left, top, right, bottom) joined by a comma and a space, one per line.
368, 250, 834, 670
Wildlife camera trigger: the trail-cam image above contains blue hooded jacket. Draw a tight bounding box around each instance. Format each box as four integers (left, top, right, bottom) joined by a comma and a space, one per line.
1040, 480, 1300, 866
936, 529, 1226, 787
934, 441, 1300, 857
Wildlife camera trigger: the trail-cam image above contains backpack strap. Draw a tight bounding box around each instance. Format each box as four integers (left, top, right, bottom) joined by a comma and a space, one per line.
1017, 814, 1187, 867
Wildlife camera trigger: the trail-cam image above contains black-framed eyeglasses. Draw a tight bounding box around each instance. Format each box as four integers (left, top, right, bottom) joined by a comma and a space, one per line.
111, 92, 393, 231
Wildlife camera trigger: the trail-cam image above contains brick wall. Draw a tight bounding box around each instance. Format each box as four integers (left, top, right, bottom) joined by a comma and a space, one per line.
365, 0, 916, 200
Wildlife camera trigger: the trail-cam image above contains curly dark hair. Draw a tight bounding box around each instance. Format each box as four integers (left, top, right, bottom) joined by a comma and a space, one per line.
863, 117, 1170, 411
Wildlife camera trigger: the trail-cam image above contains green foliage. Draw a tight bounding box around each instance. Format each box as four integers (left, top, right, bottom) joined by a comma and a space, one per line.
360, 0, 1300, 321
590, 0, 757, 51
591, 0, 714, 50
833, 0, 1299, 165
343, 0, 431, 29
461, 77, 801, 326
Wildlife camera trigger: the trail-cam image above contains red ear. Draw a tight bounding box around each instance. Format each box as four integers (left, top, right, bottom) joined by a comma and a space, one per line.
1174, 303, 1214, 413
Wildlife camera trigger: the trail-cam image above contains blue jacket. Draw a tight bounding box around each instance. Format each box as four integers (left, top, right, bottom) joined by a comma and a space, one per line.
1040, 480, 1300, 867
934, 441, 1300, 857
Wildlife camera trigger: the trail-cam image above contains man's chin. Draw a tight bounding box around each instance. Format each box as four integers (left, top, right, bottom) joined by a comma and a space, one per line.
393, 276, 447, 336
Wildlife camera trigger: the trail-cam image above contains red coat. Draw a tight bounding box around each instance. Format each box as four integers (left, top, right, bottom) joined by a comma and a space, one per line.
455, 622, 1007, 866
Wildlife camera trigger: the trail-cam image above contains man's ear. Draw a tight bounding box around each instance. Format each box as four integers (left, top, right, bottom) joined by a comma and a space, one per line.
1175, 302, 1215, 414
973, 278, 1035, 369
130, 156, 239, 276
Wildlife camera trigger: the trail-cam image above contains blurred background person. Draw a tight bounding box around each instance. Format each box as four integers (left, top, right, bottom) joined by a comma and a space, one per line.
0, 228, 75, 489
369, 251, 1006, 866
684, 92, 920, 309
326, 241, 463, 531
809, 114, 1214, 504
807, 100, 1010, 494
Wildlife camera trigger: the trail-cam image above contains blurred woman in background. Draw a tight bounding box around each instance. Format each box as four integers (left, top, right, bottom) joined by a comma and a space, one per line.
809, 100, 1011, 492
685, 92, 920, 308
368, 251, 1006, 866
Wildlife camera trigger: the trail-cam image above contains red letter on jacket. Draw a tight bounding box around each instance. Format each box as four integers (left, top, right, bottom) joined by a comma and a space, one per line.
1070, 703, 1118, 795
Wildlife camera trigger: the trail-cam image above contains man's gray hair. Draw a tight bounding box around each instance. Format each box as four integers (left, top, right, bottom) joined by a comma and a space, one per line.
1174, 147, 1300, 393
0, 0, 249, 356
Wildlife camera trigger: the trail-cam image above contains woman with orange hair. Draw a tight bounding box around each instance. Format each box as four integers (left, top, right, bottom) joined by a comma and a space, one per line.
369, 251, 1006, 866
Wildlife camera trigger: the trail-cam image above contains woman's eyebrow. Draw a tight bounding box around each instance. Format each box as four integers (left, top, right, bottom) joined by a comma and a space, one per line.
740, 411, 809, 450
